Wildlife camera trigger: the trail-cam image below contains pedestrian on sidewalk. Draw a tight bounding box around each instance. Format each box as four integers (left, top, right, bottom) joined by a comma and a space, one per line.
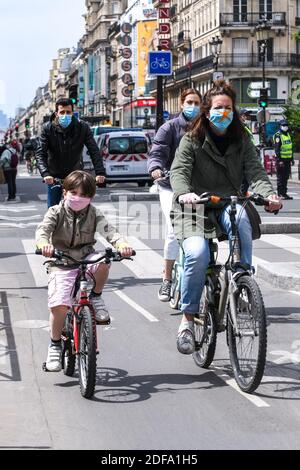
36, 97, 106, 208
273, 119, 294, 200
0, 139, 20, 201
147, 88, 202, 302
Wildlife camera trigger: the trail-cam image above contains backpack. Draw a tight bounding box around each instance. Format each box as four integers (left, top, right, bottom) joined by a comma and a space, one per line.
9, 149, 18, 168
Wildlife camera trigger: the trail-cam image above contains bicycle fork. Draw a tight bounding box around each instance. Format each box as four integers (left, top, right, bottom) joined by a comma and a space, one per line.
227, 272, 256, 338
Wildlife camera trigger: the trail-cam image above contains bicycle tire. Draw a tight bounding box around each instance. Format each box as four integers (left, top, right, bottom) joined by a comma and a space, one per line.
61, 311, 76, 376
169, 263, 181, 309
227, 275, 267, 393
62, 339, 76, 376
78, 306, 97, 398
193, 284, 217, 369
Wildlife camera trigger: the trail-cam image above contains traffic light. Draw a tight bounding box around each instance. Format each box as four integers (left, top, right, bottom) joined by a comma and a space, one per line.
69, 88, 78, 106
258, 88, 268, 108
25, 118, 30, 128
15, 123, 19, 132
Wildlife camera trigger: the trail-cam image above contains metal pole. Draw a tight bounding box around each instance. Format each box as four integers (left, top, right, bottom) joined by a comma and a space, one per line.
156, 75, 164, 131
130, 91, 133, 128
262, 42, 266, 146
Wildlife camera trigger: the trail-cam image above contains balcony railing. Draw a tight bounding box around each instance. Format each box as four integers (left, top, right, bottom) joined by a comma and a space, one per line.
220, 12, 286, 27
219, 53, 300, 68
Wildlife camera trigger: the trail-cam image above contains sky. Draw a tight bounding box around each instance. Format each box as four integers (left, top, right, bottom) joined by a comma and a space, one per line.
0, 0, 86, 118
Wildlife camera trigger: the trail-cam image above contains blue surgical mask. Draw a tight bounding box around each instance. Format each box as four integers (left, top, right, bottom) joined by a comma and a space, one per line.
209, 109, 233, 133
183, 105, 200, 121
58, 114, 72, 128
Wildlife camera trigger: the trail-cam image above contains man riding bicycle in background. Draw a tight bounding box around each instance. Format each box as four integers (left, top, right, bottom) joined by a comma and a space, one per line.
36, 170, 133, 372
36, 97, 105, 207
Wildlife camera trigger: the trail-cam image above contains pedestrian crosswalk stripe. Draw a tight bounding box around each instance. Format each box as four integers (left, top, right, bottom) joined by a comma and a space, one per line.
260, 234, 300, 256
22, 239, 47, 287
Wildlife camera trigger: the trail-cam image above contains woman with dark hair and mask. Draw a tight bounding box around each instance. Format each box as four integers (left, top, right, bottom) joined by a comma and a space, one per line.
170, 80, 282, 355
147, 88, 202, 302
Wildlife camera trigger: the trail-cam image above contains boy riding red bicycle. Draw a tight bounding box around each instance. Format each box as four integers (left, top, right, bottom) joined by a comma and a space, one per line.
36, 170, 133, 372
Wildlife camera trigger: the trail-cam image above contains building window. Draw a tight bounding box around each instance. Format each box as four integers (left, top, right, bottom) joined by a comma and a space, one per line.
233, 37, 248, 65
259, 0, 272, 20
233, 0, 247, 23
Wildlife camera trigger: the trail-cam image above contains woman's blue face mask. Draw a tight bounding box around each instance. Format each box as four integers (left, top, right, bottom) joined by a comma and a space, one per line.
183, 105, 200, 121
209, 108, 233, 132
58, 114, 72, 128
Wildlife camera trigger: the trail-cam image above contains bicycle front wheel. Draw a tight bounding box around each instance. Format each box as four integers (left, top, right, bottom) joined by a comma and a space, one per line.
193, 285, 217, 369
227, 275, 267, 393
78, 306, 97, 398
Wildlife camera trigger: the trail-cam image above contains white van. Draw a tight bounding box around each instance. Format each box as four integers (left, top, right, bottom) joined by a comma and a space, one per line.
97, 130, 151, 186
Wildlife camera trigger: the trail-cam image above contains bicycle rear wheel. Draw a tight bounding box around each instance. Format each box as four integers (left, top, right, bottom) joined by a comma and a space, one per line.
227, 275, 267, 393
78, 306, 97, 398
193, 285, 217, 369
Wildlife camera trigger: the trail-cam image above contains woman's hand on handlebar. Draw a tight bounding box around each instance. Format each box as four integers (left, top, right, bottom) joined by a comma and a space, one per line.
265, 194, 283, 213
151, 169, 164, 180
178, 193, 201, 204
40, 244, 55, 257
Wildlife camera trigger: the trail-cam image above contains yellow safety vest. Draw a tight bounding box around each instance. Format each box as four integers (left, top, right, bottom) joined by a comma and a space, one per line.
275, 132, 293, 159
244, 124, 255, 144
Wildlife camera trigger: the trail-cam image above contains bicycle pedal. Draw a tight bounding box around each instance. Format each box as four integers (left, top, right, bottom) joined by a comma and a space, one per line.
96, 318, 111, 326
42, 362, 49, 372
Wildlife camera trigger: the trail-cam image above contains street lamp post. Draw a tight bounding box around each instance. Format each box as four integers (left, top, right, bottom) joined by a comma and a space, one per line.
209, 35, 223, 78
127, 81, 135, 128
255, 16, 272, 146
110, 89, 117, 126
100, 94, 107, 123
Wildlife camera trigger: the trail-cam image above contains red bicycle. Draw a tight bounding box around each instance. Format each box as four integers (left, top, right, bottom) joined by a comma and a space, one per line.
36, 247, 134, 399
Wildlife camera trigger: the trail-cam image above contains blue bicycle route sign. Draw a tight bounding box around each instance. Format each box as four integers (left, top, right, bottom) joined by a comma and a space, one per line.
148, 51, 172, 76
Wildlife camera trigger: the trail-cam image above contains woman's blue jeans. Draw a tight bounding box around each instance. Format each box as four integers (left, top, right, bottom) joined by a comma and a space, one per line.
180, 204, 252, 314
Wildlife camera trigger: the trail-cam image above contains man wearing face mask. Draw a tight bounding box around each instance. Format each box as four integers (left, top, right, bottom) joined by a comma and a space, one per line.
147, 88, 202, 302
273, 119, 294, 200
36, 98, 106, 207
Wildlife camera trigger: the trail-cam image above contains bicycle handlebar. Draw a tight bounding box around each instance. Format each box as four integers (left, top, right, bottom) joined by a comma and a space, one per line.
180, 192, 282, 215
35, 247, 136, 263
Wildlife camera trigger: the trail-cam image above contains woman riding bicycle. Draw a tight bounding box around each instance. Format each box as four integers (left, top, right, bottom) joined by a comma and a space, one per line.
170, 80, 282, 355
147, 88, 202, 302
36, 170, 133, 372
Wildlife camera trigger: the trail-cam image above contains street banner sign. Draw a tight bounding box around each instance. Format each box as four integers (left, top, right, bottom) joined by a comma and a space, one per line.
248, 81, 270, 90
148, 51, 172, 76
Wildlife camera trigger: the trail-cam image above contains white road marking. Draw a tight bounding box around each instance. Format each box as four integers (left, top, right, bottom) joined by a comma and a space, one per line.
0, 206, 37, 212
260, 234, 300, 256
211, 366, 270, 407
289, 290, 300, 296
38, 194, 47, 201
96, 234, 163, 279
0, 222, 40, 228
0, 214, 41, 221
113, 290, 159, 322
22, 239, 48, 287
225, 379, 270, 407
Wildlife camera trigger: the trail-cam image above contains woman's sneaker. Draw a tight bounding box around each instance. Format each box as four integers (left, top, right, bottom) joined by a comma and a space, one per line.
46, 344, 62, 372
158, 280, 172, 302
177, 321, 195, 355
90, 294, 110, 324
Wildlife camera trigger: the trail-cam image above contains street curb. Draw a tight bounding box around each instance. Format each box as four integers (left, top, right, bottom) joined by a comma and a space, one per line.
256, 262, 300, 291
260, 222, 300, 234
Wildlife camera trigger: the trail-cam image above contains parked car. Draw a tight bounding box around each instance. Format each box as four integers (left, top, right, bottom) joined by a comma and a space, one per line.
97, 130, 151, 186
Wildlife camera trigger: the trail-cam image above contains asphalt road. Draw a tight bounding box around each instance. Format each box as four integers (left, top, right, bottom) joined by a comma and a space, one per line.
0, 172, 300, 450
